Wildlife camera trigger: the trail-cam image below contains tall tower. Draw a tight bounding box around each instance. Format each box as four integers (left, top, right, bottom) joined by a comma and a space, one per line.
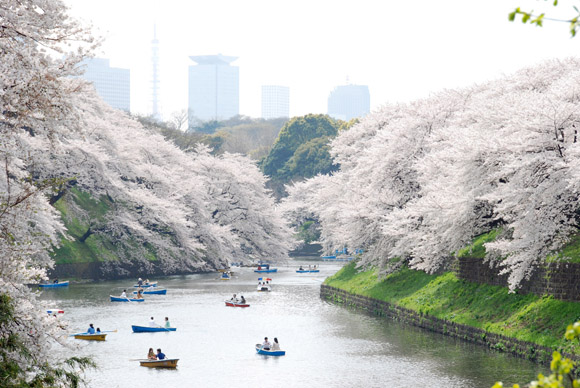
151, 24, 160, 120
188, 54, 239, 123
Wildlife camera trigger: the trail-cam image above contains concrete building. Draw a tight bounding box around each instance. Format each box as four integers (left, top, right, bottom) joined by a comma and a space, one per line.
261, 85, 290, 119
327, 84, 370, 121
188, 55, 239, 123
81, 58, 130, 112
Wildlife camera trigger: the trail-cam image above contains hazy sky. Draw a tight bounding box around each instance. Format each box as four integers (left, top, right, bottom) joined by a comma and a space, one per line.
65, 0, 579, 120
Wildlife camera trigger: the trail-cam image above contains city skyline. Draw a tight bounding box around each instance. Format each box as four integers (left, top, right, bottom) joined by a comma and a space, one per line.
65, 0, 580, 121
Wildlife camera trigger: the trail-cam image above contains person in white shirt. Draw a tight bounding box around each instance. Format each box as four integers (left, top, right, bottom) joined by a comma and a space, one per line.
262, 337, 271, 350
120, 289, 127, 298
149, 317, 159, 327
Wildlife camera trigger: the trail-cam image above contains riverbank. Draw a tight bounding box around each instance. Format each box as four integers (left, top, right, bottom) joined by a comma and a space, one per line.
322, 262, 580, 363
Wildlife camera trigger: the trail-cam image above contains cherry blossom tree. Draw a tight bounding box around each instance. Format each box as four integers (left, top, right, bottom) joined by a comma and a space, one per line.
285, 58, 580, 290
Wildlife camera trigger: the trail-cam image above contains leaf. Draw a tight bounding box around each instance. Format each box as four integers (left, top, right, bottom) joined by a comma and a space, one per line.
522, 13, 531, 23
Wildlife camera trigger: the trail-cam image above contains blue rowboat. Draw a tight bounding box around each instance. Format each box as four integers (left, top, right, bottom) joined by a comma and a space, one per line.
133, 282, 157, 288
132, 288, 167, 295
110, 295, 144, 302
296, 270, 320, 273
131, 325, 176, 333
39, 281, 69, 288
321, 255, 336, 259
254, 268, 277, 273
255, 344, 285, 356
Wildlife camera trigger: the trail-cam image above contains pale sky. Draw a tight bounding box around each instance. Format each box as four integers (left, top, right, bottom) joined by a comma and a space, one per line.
65, 0, 579, 121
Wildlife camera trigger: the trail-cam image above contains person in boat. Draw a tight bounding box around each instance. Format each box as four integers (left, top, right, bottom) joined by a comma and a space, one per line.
271, 338, 280, 351
87, 324, 95, 334
136, 288, 143, 299
230, 293, 238, 302
149, 317, 159, 327
137, 278, 143, 287
145, 279, 150, 285
164, 317, 171, 328
240, 296, 246, 304
262, 337, 271, 350
120, 289, 127, 298
299, 266, 303, 271
53, 278, 59, 284
156, 349, 166, 360
96, 328, 101, 334
147, 348, 157, 360
258, 265, 262, 270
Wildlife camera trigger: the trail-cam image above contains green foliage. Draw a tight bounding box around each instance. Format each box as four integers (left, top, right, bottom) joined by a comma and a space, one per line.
493, 322, 580, 388
546, 233, 580, 263
509, 1, 580, 37
295, 220, 321, 244
0, 293, 95, 387
325, 263, 580, 351
260, 114, 341, 181
457, 229, 501, 258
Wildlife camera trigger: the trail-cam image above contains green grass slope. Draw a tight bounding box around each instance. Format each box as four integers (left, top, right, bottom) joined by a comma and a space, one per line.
325, 262, 580, 355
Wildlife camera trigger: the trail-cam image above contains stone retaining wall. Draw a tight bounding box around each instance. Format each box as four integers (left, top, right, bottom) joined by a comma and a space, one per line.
320, 284, 577, 364
456, 257, 580, 301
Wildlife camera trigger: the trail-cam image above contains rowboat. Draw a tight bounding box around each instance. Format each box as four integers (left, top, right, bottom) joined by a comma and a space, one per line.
217, 268, 231, 273
132, 288, 167, 295
220, 273, 231, 280
74, 333, 107, 341
46, 309, 64, 314
139, 359, 179, 368
225, 300, 250, 307
39, 281, 69, 288
133, 282, 157, 288
131, 325, 176, 333
110, 295, 144, 302
255, 344, 285, 356
257, 284, 271, 292
254, 268, 277, 273
296, 269, 320, 273
321, 255, 336, 259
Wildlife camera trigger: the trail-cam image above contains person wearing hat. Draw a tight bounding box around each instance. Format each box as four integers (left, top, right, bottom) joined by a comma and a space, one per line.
262, 337, 271, 350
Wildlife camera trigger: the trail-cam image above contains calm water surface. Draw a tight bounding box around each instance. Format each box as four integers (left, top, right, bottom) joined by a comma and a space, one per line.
40, 259, 544, 388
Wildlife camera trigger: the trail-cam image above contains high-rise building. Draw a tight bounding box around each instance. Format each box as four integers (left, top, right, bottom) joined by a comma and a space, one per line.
327, 84, 370, 121
81, 58, 130, 112
261, 85, 289, 119
151, 25, 161, 120
188, 55, 239, 123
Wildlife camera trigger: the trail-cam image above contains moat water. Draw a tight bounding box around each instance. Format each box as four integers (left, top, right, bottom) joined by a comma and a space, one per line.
40, 258, 543, 387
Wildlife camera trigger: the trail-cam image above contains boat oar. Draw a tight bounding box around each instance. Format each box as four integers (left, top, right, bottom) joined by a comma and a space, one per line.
99, 329, 117, 333
128, 358, 147, 361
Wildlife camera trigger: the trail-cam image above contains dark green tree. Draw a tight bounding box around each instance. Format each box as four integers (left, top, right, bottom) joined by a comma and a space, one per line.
261, 114, 340, 179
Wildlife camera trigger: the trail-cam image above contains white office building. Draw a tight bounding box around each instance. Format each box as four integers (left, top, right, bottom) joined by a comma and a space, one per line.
327, 84, 370, 121
188, 55, 239, 122
81, 58, 130, 112
261, 85, 289, 119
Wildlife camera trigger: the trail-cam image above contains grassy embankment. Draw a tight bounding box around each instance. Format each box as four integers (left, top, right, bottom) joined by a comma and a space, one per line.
324, 230, 580, 355
52, 187, 158, 264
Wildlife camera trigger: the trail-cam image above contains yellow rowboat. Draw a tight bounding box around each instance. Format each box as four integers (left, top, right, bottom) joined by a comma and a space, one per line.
139, 359, 179, 368
74, 333, 107, 341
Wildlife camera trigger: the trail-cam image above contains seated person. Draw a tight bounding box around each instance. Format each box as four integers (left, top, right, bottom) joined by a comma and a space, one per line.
262, 337, 271, 350
120, 289, 127, 298
272, 338, 280, 351
156, 349, 166, 360
87, 324, 95, 334
240, 296, 246, 304
147, 348, 156, 360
